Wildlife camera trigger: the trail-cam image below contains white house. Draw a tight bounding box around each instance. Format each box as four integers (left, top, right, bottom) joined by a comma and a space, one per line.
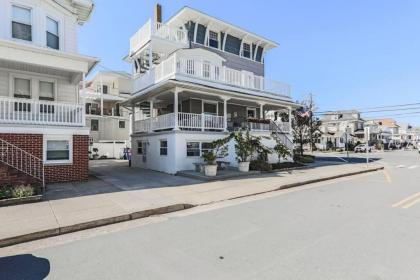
123, 6, 298, 174
81, 71, 132, 159
0, 0, 98, 184
317, 110, 365, 150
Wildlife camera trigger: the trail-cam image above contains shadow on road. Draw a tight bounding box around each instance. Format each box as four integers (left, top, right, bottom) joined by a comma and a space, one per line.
0, 254, 50, 280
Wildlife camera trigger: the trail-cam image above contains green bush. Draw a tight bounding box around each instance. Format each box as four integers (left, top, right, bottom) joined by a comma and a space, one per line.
272, 162, 304, 170
249, 160, 273, 171
0, 184, 36, 200
294, 154, 315, 163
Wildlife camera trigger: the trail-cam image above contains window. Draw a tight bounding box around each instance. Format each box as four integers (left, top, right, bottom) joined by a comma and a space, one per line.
46, 140, 70, 161
209, 31, 218, 48
14, 78, 31, 98
12, 5, 32, 41
91, 119, 99, 131
102, 85, 108, 94
242, 43, 251, 58
119, 121, 125, 128
137, 141, 143, 154
201, 142, 213, 156
46, 17, 59, 49
39, 81, 54, 101
203, 101, 217, 115
186, 142, 200, 157
202, 61, 211, 78
160, 140, 168, 156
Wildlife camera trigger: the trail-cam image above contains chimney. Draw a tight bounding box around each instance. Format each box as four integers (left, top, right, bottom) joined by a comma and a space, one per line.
154, 4, 162, 23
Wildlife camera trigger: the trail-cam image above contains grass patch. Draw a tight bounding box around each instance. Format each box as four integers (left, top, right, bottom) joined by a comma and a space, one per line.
294, 154, 315, 164
271, 162, 305, 170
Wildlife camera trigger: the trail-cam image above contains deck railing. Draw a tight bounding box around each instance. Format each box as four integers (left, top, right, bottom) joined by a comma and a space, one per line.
135, 54, 291, 99
134, 112, 224, 133
0, 97, 85, 126
130, 19, 188, 55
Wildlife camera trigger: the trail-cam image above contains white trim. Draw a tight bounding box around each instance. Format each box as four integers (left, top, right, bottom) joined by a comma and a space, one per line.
10, 3, 33, 43
0, 125, 89, 135
43, 134, 73, 165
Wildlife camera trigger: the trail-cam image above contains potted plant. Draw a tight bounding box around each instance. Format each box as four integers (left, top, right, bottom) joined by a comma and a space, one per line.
92, 147, 99, 160
202, 136, 230, 177
233, 130, 254, 172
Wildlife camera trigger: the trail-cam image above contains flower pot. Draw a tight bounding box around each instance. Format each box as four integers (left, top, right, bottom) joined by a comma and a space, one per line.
204, 164, 217, 176
238, 161, 250, 172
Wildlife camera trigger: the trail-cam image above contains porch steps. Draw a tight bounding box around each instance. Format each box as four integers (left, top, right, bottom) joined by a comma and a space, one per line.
0, 163, 40, 187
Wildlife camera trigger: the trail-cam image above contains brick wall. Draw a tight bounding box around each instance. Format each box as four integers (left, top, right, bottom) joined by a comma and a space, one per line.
0, 133, 89, 184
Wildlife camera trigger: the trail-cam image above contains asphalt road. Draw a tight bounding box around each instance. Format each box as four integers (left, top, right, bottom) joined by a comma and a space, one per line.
1, 151, 420, 280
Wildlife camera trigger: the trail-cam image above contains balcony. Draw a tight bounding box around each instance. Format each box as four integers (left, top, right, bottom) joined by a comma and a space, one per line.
133, 54, 291, 100
130, 20, 189, 55
0, 97, 85, 127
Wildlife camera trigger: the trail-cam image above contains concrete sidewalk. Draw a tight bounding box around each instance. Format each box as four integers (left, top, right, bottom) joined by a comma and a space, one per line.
0, 163, 383, 247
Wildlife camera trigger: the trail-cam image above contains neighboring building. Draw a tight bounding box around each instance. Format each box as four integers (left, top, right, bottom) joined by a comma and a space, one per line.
372, 119, 400, 148
0, 0, 98, 185
81, 71, 132, 159
123, 6, 297, 174
316, 110, 365, 150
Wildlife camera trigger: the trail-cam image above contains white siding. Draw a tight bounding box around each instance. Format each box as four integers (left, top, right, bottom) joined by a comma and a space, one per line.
0, 70, 9, 96
0, 0, 79, 52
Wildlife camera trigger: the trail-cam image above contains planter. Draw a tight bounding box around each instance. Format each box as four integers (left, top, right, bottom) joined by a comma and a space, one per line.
0, 195, 43, 207
238, 161, 250, 172
204, 164, 218, 176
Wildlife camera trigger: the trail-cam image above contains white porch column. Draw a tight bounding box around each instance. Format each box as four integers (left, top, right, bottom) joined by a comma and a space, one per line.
288, 106, 292, 132
223, 97, 230, 132
149, 99, 154, 118
100, 75, 104, 116
131, 105, 135, 134
148, 47, 153, 69
82, 72, 86, 126
259, 103, 265, 119
174, 89, 179, 130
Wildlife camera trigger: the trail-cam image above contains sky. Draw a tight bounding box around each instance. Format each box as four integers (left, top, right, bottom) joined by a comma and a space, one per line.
79, 0, 420, 125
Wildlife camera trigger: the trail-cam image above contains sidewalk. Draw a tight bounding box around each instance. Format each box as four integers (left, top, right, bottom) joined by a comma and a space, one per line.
0, 163, 383, 247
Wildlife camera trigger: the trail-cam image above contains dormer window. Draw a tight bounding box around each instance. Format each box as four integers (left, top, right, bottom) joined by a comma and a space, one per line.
209, 31, 219, 48
46, 17, 59, 50
12, 5, 32, 41
242, 43, 251, 58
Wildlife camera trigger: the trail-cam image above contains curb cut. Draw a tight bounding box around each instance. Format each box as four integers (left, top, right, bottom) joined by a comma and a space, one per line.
0, 167, 383, 248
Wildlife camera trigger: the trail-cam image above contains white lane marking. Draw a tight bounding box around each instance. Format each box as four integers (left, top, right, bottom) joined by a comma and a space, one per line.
396, 165, 406, 168
408, 165, 419, 170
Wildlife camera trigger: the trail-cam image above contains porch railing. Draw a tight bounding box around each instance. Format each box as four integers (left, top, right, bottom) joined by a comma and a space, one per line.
130, 19, 188, 55
134, 112, 224, 133
134, 54, 291, 99
0, 97, 85, 126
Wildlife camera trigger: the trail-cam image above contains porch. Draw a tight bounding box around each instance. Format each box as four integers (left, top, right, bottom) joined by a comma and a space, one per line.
131, 88, 292, 134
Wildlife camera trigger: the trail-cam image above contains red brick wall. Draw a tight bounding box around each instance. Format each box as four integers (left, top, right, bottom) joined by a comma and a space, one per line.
0, 133, 89, 184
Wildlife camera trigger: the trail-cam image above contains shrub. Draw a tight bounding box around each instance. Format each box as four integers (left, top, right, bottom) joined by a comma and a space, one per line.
273, 143, 291, 163
0, 184, 36, 200
272, 162, 304, 170
250, 160, 273, 171
294, 154, 315, 163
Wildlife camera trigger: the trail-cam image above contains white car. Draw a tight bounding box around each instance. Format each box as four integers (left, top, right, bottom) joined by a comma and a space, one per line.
354, 144, 372, 153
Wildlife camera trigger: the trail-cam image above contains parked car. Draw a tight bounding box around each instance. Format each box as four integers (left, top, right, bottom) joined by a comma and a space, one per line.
354, 144, 372, 153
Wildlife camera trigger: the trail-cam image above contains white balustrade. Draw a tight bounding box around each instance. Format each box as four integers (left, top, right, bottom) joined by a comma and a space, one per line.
134, 112, 224, 133
0, 97, 84, 126
135, 54, 291, 98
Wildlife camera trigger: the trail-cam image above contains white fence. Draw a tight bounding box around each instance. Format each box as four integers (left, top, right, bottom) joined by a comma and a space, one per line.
0, 97, 85, 126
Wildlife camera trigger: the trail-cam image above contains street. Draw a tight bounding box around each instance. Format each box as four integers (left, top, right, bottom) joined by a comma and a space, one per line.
1, 150, 420, 280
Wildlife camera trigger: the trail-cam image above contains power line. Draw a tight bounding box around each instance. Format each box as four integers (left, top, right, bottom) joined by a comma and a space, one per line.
315, 102, 420, 114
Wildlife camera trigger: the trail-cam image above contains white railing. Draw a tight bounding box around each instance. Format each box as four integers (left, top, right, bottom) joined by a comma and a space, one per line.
0, 97, 85, 126
134, 54, 291, 99
0, 138, 44, 188
134, 113, 224, 133
130, 19, 188, 55
248, 122, 270, 131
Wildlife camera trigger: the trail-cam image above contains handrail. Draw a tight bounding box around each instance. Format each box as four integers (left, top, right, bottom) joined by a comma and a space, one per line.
0, 138, 44, 189
269, 120, 294, 150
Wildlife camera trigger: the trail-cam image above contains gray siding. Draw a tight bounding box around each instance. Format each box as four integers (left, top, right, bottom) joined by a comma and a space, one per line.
191, 43, 264, 76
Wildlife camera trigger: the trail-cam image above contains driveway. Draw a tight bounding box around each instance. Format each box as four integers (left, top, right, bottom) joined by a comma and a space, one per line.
45, 160, 200, 200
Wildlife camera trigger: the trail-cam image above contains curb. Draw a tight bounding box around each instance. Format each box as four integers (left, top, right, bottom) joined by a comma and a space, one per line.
0, 167, 383, 248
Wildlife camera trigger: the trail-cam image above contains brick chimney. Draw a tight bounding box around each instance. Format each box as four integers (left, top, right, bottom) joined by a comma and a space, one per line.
154, 4, 162, 23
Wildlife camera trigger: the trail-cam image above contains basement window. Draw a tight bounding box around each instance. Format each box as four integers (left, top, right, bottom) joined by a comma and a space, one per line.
44, 135, 73, 164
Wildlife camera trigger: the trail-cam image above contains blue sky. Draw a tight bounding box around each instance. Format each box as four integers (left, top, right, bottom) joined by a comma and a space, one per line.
79, 0, 420, 125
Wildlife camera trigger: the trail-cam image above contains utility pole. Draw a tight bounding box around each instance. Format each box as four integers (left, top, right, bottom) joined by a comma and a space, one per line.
309, 93, 314, 154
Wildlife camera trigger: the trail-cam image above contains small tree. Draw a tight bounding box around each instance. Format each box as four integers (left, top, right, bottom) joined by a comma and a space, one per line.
273, 143, 291, 163
202, 136, 230, 165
